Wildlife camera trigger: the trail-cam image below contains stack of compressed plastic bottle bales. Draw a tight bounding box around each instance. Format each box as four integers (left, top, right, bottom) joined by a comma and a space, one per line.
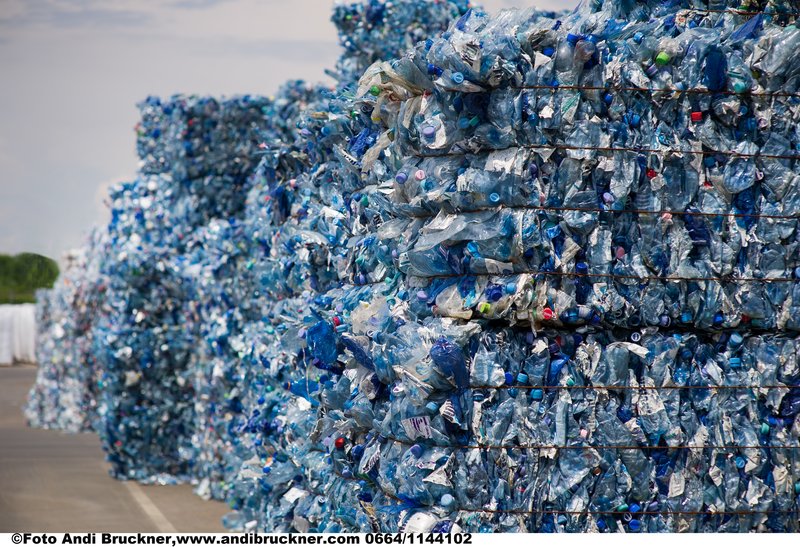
26, 229, 107, 433
198, 0, 481, 527
290, 0, 800, 533
92, 95, 272, 482
25, 0, 800, 534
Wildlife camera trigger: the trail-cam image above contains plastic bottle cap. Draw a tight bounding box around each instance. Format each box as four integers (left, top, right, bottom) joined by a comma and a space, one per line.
532, 389, 544, 400
517, 373, 528, 384
479, 302, 491, 314
504, 372, 515, 385
579, 429, 588, 438
629, 520, 641, 532
395, 172, 407, 184
542, 47, 555, 57
655, 51, 671, 66
542, 307, 554, 320
629, 503, 641, 513
334, 437, 345, 450
646, 168, 657, 179
369, 85, 381, 97
761, 423, 770, 435
633, 31, 643, 43
566, 33, 581, 45
691, 111, 703, 122
630, 113, 641, 127
422, 125, 436, 138
441, 494, 455, 507
409, 444, 423, 458
451, 72, 464, 84
604, 93, 613, 105
417, 291, 428, 301
489, 192, 501, 203
262, 466, 271, 474
425, 402, 439, 413
576, 262, 588, 274
505, 282, 517, 294
630, 332, 641, 342
735, 456, 746, 469
414, 169, 426, 181
646, 64, 659, 77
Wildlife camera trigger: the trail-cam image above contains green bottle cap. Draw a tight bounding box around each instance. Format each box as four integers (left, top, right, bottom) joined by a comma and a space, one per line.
655, 51, 670, 66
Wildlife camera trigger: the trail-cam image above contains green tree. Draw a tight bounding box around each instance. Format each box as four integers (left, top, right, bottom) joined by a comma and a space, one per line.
0, 253, 60, 304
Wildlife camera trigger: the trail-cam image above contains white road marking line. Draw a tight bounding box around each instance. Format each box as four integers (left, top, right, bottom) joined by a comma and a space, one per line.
122, 480, 179, 533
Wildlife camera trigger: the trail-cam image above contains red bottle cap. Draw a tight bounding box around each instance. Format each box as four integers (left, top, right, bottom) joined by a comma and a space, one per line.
646, 168, 657, 179
542, 308, 554, 321
691, 111, 703, 122
335, 437, 345, 450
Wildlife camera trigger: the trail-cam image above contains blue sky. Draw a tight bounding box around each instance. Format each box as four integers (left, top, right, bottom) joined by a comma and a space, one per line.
0, 0, 574, 261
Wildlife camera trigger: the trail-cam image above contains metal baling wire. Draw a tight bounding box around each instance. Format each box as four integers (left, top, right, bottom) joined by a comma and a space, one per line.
514, 83, 800, 98
343, 268, 800, 286
330, 469, 800, 517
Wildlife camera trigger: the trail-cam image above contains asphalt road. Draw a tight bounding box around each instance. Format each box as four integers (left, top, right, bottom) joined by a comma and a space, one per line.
0, 366, 229, 532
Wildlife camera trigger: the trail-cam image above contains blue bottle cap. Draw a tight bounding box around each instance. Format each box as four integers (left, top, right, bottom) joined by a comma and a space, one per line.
633, 31, 643, 43
629, 503, 641, 513
735, 456, 746, 469
681, 311, 692, 323
630, 113, 641, 127
504, 372, 515, 385
531, 388, 544, 400
422, 125, 436, 138
505, 282, 517, 294
425, 402, 439, 413
729, 357, 742, 368
659, 315, 671, 327
597, 518, 606, 530
409, 444, 423, 458
489, 192, 501, 203
451, 72, 464, 84
576, 262, 589, 274
542, 47, 555, 57
628, 519, 641, 532
441, 494, 455, 508
517, 373, 529, 384
566, 33, 581, 44
603, 93, 613, 105
630, 332, 641, 343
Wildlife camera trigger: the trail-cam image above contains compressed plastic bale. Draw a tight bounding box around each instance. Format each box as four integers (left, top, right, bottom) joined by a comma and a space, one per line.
262, 0, 800, 533
25, 230, 107, 433
339, 2, 800, 333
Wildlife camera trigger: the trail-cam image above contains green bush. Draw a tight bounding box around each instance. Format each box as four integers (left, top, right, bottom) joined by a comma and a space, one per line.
0, 253, 60, 304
